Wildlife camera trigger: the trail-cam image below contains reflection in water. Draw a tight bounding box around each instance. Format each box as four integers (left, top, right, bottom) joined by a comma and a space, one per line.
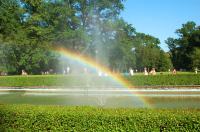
0, 89, 200, 108
145, 96, 200, 108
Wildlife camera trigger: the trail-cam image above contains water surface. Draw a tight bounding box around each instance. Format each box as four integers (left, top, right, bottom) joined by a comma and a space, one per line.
1, 88, 200, 108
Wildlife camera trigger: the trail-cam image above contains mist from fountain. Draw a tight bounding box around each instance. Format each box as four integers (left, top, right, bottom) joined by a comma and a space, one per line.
53, 4, 143, 107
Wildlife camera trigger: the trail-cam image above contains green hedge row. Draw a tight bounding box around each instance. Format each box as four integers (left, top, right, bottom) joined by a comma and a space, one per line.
0, 74, 200, 87
126, 74, 200, 86
0, 104, 200, 131
0, 75, 125, 87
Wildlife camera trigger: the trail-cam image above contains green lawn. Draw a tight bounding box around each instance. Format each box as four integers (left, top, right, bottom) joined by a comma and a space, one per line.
126, 74, 200, 86
0, 104, 200, 131
0, 73, 200, 87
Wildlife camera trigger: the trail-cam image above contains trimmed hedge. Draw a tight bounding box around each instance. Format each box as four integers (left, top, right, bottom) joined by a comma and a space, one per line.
126, 74, 200, 86
0, 75, 124, 87
0, 74, 200, 87
0, 104, 200, 131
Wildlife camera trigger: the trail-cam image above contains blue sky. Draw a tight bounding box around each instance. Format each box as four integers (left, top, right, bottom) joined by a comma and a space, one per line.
120, 0, 200, 51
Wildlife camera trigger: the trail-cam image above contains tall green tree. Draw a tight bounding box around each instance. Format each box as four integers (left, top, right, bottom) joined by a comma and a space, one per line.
166, 21, 200, 70
0, 0, 173, 74
109, 19, 136, 72
134, 33, 172, 71
0, 0, 63, 74
0, 0, 23, 41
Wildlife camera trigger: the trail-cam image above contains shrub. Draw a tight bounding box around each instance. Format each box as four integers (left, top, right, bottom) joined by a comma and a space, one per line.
0, 104, 200, 131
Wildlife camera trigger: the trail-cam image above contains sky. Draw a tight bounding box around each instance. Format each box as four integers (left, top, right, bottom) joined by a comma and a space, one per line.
120, 0, 200, 51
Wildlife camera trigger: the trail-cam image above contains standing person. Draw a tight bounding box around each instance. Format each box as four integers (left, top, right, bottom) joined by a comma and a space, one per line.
129, 68, 134, 76
98, 71, 102, 76
144, 67, 148, 75
66, 66, 70, 74
150, 68, 156, 75
63, 69, 66, 75
168, 69, 171, 73
84, 67, 88, 74
21, 70, 28, 75
172, 68, 176, 74
195, 68, 198, 74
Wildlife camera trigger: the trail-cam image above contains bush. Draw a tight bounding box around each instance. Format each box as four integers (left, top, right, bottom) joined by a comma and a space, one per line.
0, 104, 200, 131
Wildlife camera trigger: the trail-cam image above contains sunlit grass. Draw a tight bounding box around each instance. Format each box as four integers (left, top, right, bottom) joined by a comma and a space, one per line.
0, 72, 199, 87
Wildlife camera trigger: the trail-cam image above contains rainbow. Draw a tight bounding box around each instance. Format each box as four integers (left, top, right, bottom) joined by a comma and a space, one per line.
54, 47, 132, 88
53, 47, 151, 107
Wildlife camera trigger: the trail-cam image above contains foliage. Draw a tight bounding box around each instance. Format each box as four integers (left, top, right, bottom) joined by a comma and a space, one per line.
1, 104, 200, 131
189, 47, 200, 70
134, 33, 172, 71
166, 21, 200, 70
109, 19, 137, 72
0, 0, 174, 75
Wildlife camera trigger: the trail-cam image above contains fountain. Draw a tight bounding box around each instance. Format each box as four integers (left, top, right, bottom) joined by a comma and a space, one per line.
1, 2, 200, 109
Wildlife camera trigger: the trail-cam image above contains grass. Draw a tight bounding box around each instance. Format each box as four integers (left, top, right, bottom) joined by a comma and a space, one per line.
1, 73, 199, 131
0, 73, 200, 87
0, 104, 200, 131
126, 74, 200, 86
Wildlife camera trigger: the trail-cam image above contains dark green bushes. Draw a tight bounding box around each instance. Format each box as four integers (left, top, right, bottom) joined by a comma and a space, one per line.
0, 104, 200, 131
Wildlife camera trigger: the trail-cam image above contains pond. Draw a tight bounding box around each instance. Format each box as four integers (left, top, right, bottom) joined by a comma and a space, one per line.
1, 88, 200, 108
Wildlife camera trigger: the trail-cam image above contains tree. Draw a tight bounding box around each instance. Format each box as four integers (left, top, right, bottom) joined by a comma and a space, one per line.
109, 19, 137, 72
157, 51, 172, 71
0, 0, 173, 74
166, 21, 200, 70
0, 0, 24, 40
72, 0, 125, 61
189, 47, 200, 70
134, 33, 157, 70
0, 0, 62, 74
